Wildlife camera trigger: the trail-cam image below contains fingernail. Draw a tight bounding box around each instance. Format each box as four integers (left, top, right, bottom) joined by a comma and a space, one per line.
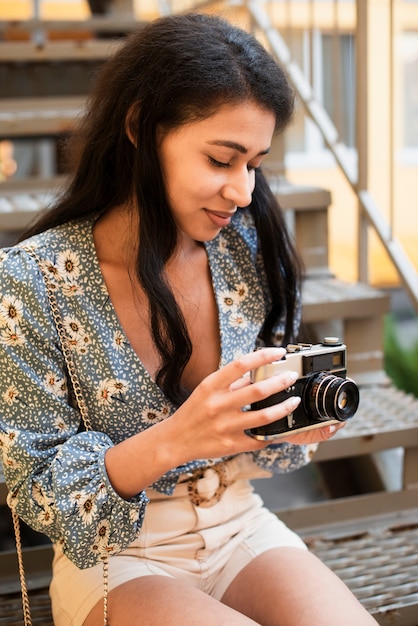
328, 425, 337, 433
289, 396, 301, 408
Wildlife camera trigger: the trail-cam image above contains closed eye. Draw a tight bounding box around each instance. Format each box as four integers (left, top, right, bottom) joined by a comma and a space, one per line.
208, 156, 230, 168
208, 156, 261, 172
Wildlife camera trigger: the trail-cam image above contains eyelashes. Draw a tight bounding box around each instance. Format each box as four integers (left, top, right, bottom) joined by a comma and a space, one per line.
208, 156, 230, 168
208, 156, 260, 172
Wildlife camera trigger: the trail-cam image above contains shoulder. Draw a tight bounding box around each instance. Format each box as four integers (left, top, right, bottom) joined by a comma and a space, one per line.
19, 217, 94, 260
0, 217, 95, 290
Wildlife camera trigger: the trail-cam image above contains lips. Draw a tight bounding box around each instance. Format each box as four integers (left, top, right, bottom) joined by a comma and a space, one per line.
204, 209, 236, 228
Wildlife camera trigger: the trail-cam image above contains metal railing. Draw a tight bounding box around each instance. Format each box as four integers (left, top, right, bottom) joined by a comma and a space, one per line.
4, 0, 418, 312
245, 0, 418, 313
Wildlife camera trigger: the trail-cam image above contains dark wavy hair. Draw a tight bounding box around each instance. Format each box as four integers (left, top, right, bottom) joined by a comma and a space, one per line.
22, 13, 301, 405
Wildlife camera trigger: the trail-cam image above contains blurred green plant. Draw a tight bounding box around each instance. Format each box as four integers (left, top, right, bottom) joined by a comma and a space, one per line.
384, 314, 418, 398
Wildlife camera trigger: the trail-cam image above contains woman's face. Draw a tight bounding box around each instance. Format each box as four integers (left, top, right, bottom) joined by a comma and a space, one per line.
158, 101, 276, 245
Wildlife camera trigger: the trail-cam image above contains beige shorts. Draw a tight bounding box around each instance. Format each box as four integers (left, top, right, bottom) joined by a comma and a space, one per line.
50, 456, 307, 626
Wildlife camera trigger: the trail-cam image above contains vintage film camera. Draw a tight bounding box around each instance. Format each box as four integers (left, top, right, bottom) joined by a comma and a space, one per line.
249, 338, 360, 440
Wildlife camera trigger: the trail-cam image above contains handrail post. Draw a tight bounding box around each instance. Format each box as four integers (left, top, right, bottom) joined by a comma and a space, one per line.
356, 0, 369, 284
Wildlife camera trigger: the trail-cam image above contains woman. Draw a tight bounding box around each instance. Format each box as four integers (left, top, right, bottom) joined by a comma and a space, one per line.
0, 13, 377, 626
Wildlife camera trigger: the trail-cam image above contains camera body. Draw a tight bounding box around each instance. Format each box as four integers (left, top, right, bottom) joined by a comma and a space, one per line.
249, 339, 360, 440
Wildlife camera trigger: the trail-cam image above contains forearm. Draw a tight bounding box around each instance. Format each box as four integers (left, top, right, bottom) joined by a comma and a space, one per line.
104, 417, 189, 499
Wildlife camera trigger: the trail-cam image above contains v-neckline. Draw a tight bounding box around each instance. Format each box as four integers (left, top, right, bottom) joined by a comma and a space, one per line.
87, 215, 224, 396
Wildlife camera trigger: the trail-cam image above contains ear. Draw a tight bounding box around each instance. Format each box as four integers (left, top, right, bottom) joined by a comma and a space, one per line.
125, 103, 140, 147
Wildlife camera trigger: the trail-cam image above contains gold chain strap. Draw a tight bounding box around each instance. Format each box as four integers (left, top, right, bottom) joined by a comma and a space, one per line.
11, 247, 109, 626
11, 509, 32, 626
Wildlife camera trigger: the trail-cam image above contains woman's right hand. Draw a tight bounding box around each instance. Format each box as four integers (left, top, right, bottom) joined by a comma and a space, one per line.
105, 347, 301, 499
167, 347, 301, 464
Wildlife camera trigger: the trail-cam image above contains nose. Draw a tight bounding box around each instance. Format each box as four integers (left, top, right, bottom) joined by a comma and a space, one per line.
221, 168, 255, 208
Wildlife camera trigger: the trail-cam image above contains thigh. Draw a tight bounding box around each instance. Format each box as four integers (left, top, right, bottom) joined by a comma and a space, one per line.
221, 547, 378, 626
83, 575, 260, 626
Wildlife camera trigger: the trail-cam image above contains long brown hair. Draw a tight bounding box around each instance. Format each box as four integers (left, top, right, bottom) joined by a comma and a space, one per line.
22, 13, 300, 405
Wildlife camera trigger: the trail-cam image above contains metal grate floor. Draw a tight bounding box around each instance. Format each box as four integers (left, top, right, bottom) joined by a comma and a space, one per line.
303, 509, 418, 624
0, 589, 53, 625
340, 385, 418, 437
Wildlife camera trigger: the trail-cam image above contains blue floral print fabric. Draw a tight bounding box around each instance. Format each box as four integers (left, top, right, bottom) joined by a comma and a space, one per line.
0, 209, 315, 569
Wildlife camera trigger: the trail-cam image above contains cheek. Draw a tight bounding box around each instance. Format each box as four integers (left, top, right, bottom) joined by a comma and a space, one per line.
181, 173, 220, 203
196, 169, 227, 196
163, 155, 222, 204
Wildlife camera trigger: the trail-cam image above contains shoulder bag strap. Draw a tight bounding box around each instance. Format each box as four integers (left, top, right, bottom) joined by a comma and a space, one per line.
10, 247, 109, 625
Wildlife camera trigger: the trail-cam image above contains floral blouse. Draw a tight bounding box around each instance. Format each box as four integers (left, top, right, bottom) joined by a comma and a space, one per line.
0, 209, 314, 569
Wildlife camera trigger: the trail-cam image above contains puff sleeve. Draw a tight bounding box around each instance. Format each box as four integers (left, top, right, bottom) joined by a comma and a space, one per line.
0, 248, 148, 569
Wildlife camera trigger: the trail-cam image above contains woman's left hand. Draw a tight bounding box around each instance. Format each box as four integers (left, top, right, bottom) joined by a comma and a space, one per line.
281, 422, 345, 445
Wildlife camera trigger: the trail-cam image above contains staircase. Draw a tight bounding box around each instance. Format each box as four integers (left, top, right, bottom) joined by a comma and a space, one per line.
1, 8, 418, 626
269, 180, 418, 625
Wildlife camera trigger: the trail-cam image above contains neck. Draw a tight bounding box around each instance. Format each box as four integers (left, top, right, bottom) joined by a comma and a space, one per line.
93, 205, 138, 267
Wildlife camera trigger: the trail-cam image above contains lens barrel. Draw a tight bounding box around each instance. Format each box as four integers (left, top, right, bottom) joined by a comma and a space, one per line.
304, 372, 359, 422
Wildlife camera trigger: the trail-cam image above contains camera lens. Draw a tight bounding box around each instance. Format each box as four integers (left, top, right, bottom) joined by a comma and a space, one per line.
303, 372, 360, 422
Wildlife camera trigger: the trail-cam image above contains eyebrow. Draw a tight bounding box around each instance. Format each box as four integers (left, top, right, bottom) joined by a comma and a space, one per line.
206, 140, 270, 156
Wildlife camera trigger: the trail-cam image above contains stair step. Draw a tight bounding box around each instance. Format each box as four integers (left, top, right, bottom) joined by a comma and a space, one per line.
1, 386, 417, 623
0, 587, 53, 625
0, 17, 140, 39
275, 383, 418, 623
269, 176, 332, 212
301, 277, 390, 322
0, 178, 64, 231
300, 278, 391, 383
300, 507, 418, 625
0, 38, 122, 63
0, 96, 85, 137
0, 463, 6, 506
314, 384, 418, 461
0, 545, 52, 595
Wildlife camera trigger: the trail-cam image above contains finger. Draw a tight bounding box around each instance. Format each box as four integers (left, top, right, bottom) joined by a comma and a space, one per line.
229, 376, 251, 391
210, 348, 286, 389
316, 422, 345, 441
329, 422, 345, 434
241, 394, 301, 433
231, 368, 299, 409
